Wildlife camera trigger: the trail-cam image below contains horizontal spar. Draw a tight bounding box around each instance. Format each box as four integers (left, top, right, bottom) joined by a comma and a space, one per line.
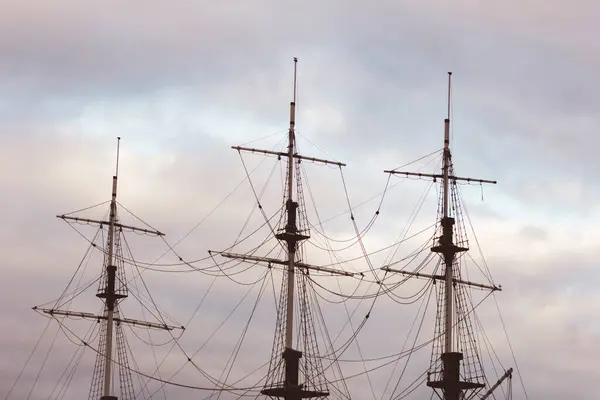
34, 307, 183, 330
383, 170, 496, 185
232, 146, 346, 167
381, 266, 501, 291
216, 251, 354, 276
57, 215, 165, 236
480, 368, 513, 400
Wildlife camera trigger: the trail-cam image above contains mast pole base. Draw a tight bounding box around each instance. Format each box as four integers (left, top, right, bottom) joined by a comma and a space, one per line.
260, 348, 329, 400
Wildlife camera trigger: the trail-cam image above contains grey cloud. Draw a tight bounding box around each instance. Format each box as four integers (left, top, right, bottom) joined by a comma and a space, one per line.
3, 2, 600, 399
3, 0, 596, 108
3, 0, 600, 215
517, 225, 548, 242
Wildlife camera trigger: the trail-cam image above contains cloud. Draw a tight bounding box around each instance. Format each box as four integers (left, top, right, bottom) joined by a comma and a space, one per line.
2, 1, 600, 399
0, 128, 591, 400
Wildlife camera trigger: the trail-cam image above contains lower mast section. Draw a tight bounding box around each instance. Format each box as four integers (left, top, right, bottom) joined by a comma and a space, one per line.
427, 218, 484, 400
260, 199, 328, 400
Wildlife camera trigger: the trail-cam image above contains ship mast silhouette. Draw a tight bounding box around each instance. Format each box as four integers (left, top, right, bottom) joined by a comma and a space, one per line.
382, 73, 512, 400
214, 57, 353, 400
34, 138, 182, 400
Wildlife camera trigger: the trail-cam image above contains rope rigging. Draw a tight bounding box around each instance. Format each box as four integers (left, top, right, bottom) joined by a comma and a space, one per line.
13, 124, 525, 400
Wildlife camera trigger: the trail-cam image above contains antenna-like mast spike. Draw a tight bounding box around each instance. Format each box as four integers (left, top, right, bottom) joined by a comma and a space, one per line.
115, 137, 121, 177
290, 57, 298, 133
293, 57, 298, 104
447, 72, 452, 120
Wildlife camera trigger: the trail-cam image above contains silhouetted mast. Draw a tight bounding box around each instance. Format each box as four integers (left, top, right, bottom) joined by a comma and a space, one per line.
101, 137, 120, 398
284, 57, 298, 349
214, 58, 352, 400
35, 138, 182, 400
382, 73, 512, 400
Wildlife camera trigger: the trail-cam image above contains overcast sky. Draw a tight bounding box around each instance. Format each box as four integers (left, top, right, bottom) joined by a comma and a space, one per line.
1, 1, 599, 400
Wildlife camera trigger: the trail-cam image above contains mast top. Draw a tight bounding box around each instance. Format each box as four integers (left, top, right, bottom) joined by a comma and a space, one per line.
292, 57, 298, 104
115, 137, 121, 178
447, 72, 452, 121
444, 73, 452, 155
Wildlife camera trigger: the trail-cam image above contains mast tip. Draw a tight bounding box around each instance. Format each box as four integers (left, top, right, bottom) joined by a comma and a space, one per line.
448, 71, 452, 75
115, 137, 121, 177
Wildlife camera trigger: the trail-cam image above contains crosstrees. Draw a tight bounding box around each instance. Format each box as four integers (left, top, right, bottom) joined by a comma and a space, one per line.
56, 216, 165, 236
379, 267, 500, 291
231, 146, 346, 168
211, 58, 349, 400
32, 309, 183, 331
381, 73, 510, 400
218, 252, 355, 277
381, 170, 496, 186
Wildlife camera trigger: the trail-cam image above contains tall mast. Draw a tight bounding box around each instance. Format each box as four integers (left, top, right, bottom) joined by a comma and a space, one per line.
284, 57, 298, 349
433, 72, 470, 400
36, 138, 181, 400
215, 58, 352, 400
442, 72, 452, 355
382, 73, 501, 400
101, 137, 121, 399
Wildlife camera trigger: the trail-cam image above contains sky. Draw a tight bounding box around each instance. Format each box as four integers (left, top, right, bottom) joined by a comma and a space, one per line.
1, 1, 600, 399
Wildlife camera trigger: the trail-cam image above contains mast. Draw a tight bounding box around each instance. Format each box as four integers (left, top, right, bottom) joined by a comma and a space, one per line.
213, 58, 351, 400
35, 138, 182, 400
284, 57, 298, 349
381, 73, 507, 400
431, 72, 473, 400
102, 137, 121, 399
442, 73, 452, 355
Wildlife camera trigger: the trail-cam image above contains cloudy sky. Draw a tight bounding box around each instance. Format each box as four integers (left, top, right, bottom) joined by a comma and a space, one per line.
1, 1, 599, 399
